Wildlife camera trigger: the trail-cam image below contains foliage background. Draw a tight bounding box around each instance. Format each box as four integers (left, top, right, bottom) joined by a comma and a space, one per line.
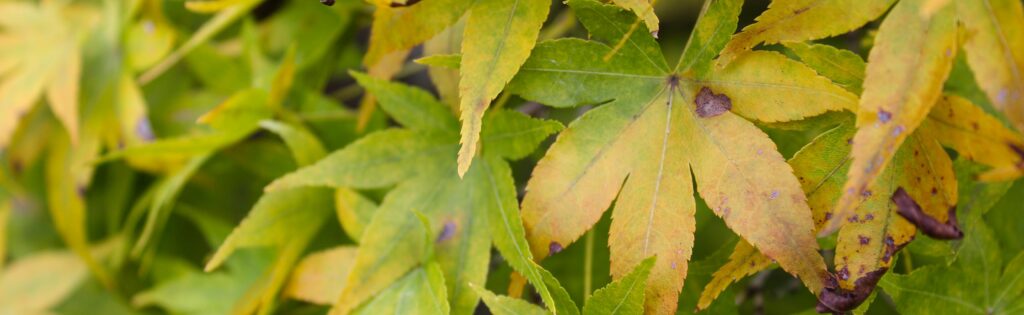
1, 0, 1023, 314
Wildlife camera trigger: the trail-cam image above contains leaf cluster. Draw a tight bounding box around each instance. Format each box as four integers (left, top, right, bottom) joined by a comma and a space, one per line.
1, 0, 1024, 315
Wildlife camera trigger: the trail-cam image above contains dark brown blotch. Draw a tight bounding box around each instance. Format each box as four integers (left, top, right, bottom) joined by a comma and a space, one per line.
549, 242, 563, 256
694, 87, 732, 118
847, 214, 859, 223
319, 0, 334, 6
892, 187, 963, 240
389, 0, 422, 7
10, 159, 22, 175
816, 268, 888, 313
1010, 143, 1024, 168
858, 235, 870, 245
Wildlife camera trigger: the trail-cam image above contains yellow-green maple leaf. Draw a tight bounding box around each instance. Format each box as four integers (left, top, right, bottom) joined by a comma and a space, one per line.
700, 39, 1024, 312
611, 0, 660, 35
265, 72, 564, 315
0, 1, 96, 149
284, 246, 358, 305
509, 0, 857, 312
456, 0, 550, 176
957, 0, 1024, 135
918, 95, 1024, 181
824, 0, 957, 235
716, 0, 894, 67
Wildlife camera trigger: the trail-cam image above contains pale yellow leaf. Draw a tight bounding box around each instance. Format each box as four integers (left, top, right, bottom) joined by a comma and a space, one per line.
957, 0, 1024, 133
825, 0, 957, 235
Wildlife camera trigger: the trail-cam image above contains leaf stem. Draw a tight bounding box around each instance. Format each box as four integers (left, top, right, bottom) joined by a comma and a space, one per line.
539, 9, 577, 41
493, 92, 513, 110
583, 228, 595, 298
902, 250, 913, 273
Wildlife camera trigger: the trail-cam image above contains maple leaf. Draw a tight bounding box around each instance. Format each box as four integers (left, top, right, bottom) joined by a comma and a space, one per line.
132, 212, 272, 315
699, 41, 1024, 313
456, 0, 550, 176
0, 1, 97, 149
138, 0, 261, 84
581, 256, 656, 315
475, 256, 655, 315
202, 119, 333, 315
879, 163, 1023, 315
716, 0, 895, 67
506, 0, 862, 312
283, 246, 358, 305
353, 0, 551, 175
821, 0, 958, 236
957, 0, 1024, 135
264, 71, 564, 314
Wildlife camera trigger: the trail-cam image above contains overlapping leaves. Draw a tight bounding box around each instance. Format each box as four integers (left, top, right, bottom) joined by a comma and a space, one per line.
265, 72, 563, 314
700, 32, 1024, 315
505, 0, 867, 312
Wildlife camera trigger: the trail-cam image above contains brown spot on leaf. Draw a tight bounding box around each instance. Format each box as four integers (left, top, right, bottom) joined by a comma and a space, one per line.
388, 0, 421, 7
892, 125, 905, 136
10, 159, 22, 174
816, 269, 888, 313
793, 6, 810, 14
847, 214, 859, 223
882, 236, 896, 263
695, 87, 732, 118
136, 117, 155, 141
1011, 143, 1024, 168
436, 221, 456, 243
877, 109, 892, 123
858, 235, 870, 245
76, 185, 87, 198
320, 0, 334, 5
549, 242, 563, 256
892, 187, 963, 240
864, 214, 874, 221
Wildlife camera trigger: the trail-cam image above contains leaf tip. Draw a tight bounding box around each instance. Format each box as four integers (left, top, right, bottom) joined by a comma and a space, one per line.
457, 115, 482, 177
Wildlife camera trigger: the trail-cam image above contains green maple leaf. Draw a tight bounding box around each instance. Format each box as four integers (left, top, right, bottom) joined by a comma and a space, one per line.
506, 0, 867, 312
355, 0, 551, 175
202, 119, 333, 315
264, 71, 564, 314
474, 256, 655, 315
